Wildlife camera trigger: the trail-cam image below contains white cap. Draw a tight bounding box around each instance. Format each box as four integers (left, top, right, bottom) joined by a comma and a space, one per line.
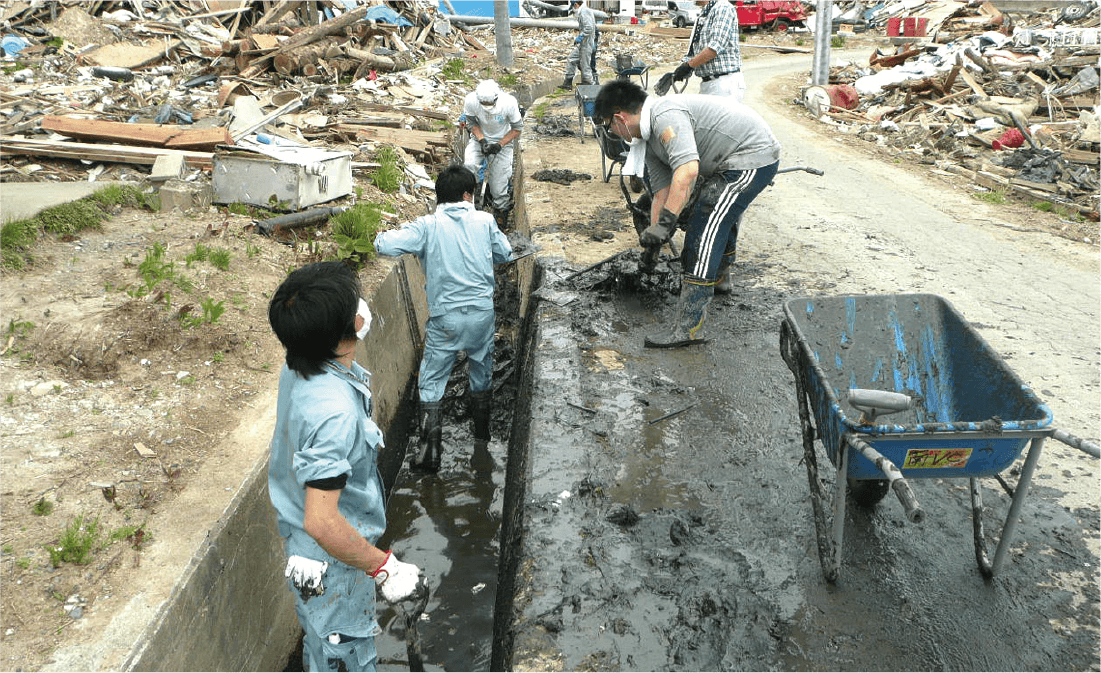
476, 79, 500, 104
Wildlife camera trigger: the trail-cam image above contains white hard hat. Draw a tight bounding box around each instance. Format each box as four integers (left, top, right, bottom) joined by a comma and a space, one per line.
476, 80, 500, 104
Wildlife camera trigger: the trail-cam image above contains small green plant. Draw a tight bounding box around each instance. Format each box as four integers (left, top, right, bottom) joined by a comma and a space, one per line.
110, 524, 149, 550
245, 239, 261, 259
370, 146, 403, 193
212, 351, 225, 363
500, 73, 519, 86
59, 429, 75, 438
227, 202, 251, 217
31, 498, 54, 516
181, 297, 226, 328
831, 35, 846, 48
532, 101, 550, 121
185, 243, 231, 271
441, 58, 466, 80
795, 37, 805, 46
1031, 200, 1054, 212
331, 202, 387, 269
16, 557, 31, 570
2, 544, 13, 554
49, 513, 100, 566
5, 393, 13, 405
973, 189, 1006, 205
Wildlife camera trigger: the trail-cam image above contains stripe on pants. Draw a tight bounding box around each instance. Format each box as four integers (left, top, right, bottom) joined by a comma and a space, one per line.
693, 168, 755, 278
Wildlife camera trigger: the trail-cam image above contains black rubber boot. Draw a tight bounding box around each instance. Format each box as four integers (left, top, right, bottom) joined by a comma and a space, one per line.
714, 251, 735, 295
470, 390, 491, 446
644, 277, 714, 348
412, 401, 443, 472
557, 76, 573, 90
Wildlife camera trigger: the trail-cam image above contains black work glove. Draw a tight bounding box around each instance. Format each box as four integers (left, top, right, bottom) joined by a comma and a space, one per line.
673, 62, 694, 82
639, 208, 678, 249
485, 142, 502, 155
479, 137, 489, 152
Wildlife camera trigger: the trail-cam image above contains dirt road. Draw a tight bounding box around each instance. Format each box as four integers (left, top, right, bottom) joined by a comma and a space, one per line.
497, 52, 1100, 671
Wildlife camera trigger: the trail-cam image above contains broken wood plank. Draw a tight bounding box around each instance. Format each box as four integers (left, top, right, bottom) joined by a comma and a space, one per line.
2, 136, 214, 169
958, 68, 987, 96
40, 116, 231, 151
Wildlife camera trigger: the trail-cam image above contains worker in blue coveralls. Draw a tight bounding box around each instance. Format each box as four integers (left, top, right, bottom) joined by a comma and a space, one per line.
593, 79, 780, 348
374, 166, 513, 473
267, 261, 423, 672
462, 79, 523, 228
559, 0, 597, 89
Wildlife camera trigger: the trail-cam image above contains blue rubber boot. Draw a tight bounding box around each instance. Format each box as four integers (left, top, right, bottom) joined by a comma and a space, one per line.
644, 277, 714, 348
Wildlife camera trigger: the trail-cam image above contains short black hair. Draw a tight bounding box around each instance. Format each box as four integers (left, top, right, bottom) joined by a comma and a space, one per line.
268, 261, 361, 378
593, 80, 647, 124
436, 165, 476, 204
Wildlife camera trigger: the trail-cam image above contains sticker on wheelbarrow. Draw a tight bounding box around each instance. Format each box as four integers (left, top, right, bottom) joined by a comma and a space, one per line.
902, 447, 972, 469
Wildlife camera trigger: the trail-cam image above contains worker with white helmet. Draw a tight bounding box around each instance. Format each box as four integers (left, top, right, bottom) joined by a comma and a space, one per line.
462, 79, 523, 227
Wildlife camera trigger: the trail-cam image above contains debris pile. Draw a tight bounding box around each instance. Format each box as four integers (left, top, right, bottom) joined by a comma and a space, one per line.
803, 1, 1099, 220
0, 0, 562, 200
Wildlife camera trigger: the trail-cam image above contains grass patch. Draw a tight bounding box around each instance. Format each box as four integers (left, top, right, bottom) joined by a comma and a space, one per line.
48, 513, 99, 566
331, 202, 388, 270
1, 184, 158, 270
831, 35, 846, 48
31, 498, 53, 516
973, 189, 1006, 205
370, 146, 403, 193
185, 243, 232, 271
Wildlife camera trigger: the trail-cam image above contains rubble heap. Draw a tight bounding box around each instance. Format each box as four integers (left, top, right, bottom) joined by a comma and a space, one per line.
804, 1, 1099, 220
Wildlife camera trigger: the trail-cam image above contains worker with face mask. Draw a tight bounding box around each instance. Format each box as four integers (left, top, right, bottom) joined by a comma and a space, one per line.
559, 0, 597, 89
594, 79, 780, 349
462, 79, 523, 228
267, 261, 423, 672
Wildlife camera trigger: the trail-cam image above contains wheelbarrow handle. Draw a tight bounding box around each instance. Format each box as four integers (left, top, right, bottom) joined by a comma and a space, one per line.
1052, 429, 1100, 458
846, 432, 926, 524
776, 165, 824, 176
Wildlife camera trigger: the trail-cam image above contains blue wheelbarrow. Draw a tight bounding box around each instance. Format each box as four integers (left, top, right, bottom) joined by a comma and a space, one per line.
779, 293, 1099, 583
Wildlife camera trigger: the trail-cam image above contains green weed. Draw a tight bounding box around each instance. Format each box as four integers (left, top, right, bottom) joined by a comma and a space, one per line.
370, 146, 403, 193
499, 73, 519, 86
973, 189, 1006, 205
181, 297, 226, 329
16, 557, 31, 570
31, 498, 53, 516
48, 513, 100, 566
110, 524, 149, 550
332, 202, 387, 269
442, 58, 466, 80
831, 35, 846, 48
185, 243, 231, 271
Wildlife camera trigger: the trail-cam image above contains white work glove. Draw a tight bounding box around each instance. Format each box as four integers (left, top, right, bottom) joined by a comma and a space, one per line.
370, 551, 421, 603
285, 555, 328, 598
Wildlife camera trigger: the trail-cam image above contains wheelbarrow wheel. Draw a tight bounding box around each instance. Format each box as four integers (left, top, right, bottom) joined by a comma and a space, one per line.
847, 478, 889, 507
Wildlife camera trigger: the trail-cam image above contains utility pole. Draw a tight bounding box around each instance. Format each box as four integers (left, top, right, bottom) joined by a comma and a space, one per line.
811, 0, 832, 85
494, 0, 515, 67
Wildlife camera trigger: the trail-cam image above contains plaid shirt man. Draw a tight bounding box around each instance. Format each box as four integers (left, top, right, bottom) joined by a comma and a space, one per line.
686, 0, 742, 79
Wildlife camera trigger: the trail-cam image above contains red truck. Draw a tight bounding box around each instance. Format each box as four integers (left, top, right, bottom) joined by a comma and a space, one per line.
735, 1, 807, 31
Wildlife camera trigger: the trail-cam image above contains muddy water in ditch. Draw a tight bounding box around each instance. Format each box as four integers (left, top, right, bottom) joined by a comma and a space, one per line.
356, 249, 1098, 671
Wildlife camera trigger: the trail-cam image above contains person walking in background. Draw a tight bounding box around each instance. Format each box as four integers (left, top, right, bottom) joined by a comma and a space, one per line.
374, 166, 513, 473
593, 79, 780, 348
462, 79, 523, 228
559, 0, 597, 89
267, 261, 422, 672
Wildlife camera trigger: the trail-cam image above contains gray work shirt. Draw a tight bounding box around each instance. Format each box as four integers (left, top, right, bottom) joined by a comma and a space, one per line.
642, 94, 781, 193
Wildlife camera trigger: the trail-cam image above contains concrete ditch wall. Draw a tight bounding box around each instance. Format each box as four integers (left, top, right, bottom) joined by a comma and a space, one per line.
116, 76, 551, 667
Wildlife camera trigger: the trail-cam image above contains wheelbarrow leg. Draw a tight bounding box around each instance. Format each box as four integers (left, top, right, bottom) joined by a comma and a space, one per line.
828, 442, 849, 582
781, 320, 840, 583
970, 477, 993, 579
979, 436, 1045, 577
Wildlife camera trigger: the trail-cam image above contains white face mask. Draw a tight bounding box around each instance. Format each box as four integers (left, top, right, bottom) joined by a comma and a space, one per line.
356, 298, 372, 340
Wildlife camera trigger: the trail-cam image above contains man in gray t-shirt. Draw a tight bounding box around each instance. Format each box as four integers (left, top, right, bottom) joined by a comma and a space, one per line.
594, 79, 780, 348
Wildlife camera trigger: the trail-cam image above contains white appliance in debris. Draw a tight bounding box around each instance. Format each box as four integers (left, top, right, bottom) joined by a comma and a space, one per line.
212, 143, 352, 211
